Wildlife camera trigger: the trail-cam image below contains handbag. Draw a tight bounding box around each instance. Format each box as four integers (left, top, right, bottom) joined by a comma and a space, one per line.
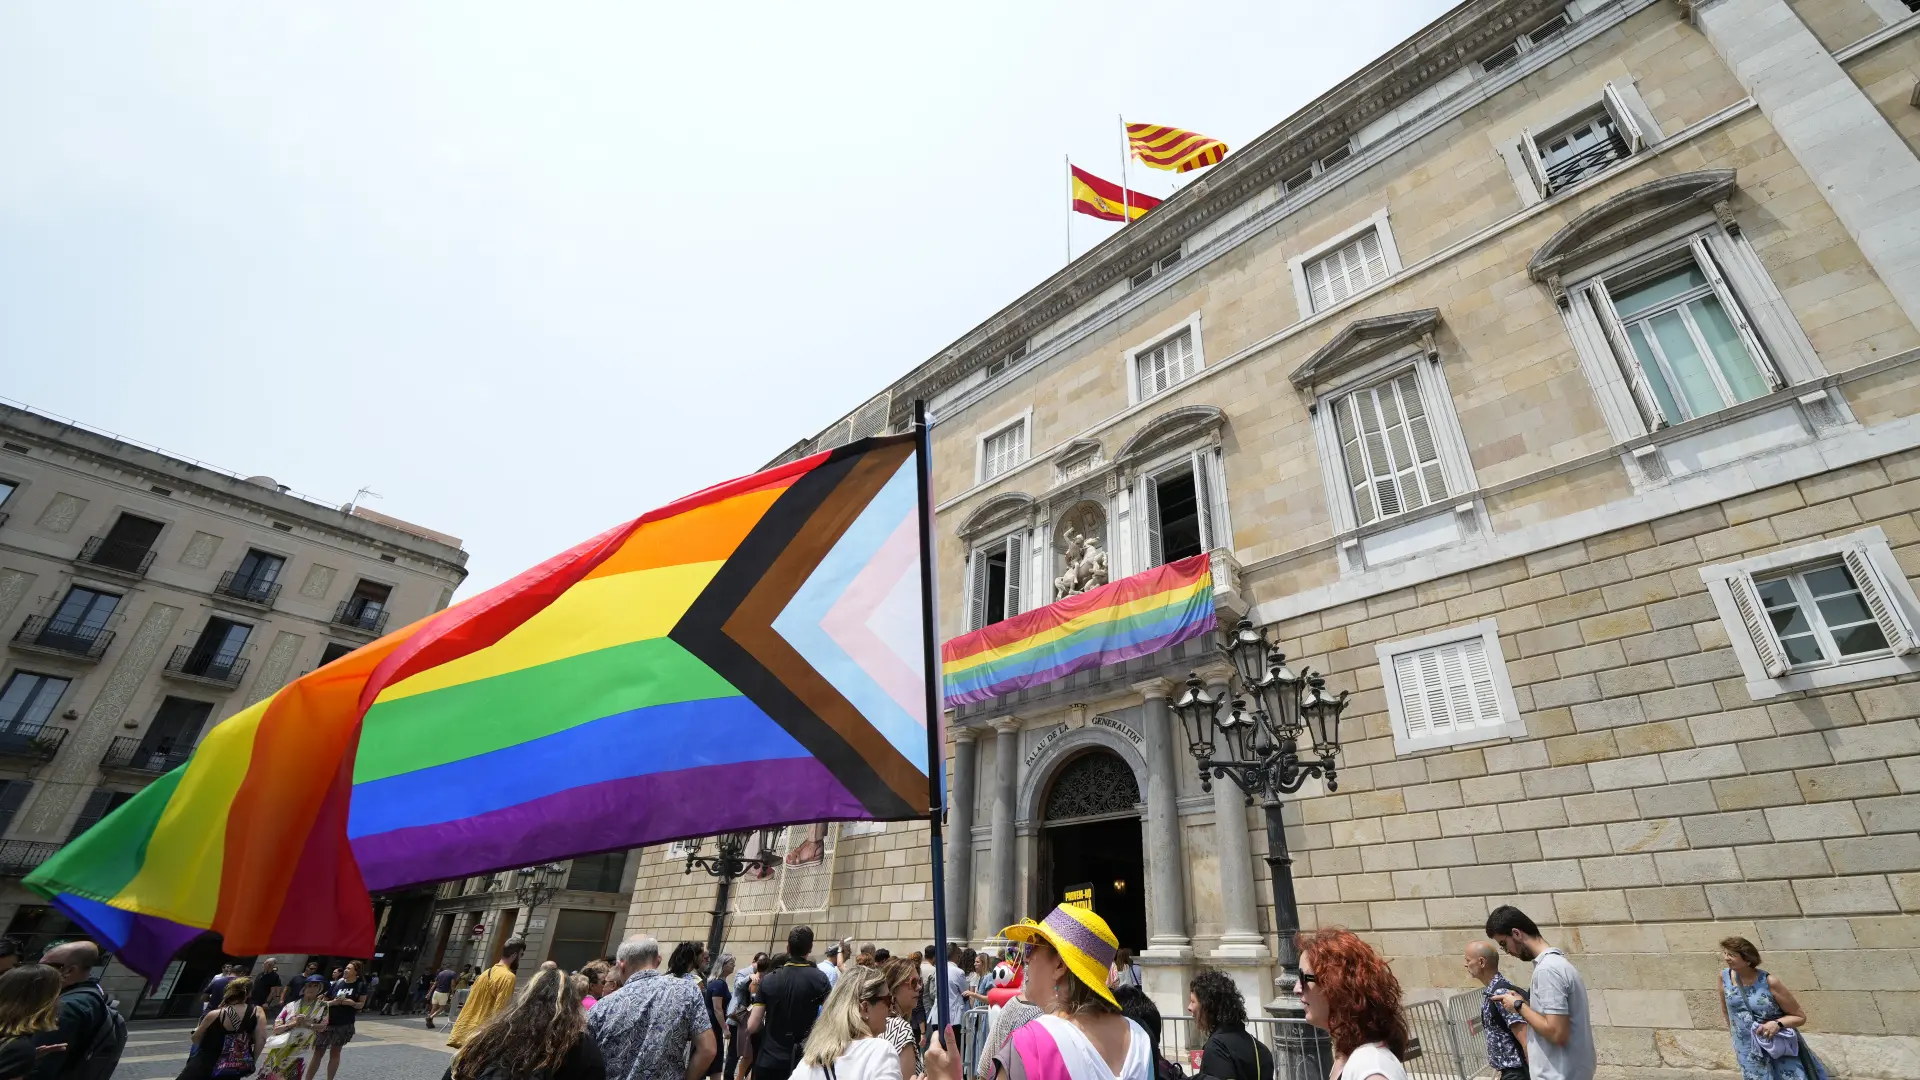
1751, 1022, 1799, 1060
212, 1008, 258, 1078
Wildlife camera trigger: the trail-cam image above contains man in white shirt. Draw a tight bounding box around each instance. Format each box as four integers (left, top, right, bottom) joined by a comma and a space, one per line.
816, 943, 840, 989
1488, 905, 1595, 1080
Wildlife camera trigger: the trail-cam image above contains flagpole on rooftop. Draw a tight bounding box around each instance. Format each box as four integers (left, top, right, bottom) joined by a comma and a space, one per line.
1118, 114, 1131, 225
912, 398, 953, 1041
1064, 155, 1073, 265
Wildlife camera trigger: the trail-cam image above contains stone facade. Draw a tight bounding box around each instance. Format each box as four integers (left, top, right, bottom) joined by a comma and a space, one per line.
0, 402, 468, 1012
627, 0, 1920, 1075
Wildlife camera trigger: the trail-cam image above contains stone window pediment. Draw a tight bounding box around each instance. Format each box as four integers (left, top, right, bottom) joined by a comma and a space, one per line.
1528, 169, 1737, 293
958, 491, 1034, 540
1289, 308, 1441, 389
1113, 405, 1227, 468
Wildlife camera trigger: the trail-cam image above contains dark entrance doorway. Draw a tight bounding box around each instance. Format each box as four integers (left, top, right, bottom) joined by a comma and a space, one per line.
1039, 751, 1147, 951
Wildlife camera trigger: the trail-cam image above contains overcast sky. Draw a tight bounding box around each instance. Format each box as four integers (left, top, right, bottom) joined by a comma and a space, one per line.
1, 1, 1458, 596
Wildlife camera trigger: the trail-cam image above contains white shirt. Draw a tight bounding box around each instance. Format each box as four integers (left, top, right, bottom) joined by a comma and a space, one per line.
1031, 1015, 1150, 1080
1337, 1043, 1408, 1080
792, 1037, 901, 1080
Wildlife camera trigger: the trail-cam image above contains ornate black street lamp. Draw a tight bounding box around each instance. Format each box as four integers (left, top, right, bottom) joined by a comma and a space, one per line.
513, 863, 567, 932
685, 829, 782, 969
1170, 617, 1348, 1004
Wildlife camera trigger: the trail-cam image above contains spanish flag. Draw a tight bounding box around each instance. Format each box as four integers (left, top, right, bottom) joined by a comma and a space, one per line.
1071, 165, 1160, 222
1127, 121, 1228, 173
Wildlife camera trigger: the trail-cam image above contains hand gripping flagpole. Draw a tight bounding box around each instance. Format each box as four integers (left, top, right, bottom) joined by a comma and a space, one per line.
912, 398, 953, 1045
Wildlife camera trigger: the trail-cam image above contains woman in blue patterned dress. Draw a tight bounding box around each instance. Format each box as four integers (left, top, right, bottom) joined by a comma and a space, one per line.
1717, 937, 1828, 1080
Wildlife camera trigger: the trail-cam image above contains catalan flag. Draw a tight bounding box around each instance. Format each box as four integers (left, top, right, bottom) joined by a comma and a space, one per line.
1070, 164, 1160, 222
28, 435, 935, 978
1127, 121, 1228, 173
941, 555, 1215, 705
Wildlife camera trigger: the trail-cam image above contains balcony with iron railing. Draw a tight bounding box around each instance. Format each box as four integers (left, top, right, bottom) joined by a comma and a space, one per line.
214, 571, 281, 609
1543, 137, 1628, 195
0, 841, 61, 877
163, 645, 248, 687
332, 600, 389, 636
10, 616, 114, 660
0, 726, 67, 762
77, 536, 157, 577
101, 735, 194, 775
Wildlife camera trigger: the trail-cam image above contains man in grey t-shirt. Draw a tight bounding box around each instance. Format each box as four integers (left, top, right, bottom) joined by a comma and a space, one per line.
1487, 904, 1595, 1080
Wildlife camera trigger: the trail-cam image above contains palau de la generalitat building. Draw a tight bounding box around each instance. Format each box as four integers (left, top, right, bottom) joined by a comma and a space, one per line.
625, 0, 1920, 1074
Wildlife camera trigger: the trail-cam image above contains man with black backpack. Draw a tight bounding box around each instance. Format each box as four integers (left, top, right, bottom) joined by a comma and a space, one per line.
34, 940, 126, 1080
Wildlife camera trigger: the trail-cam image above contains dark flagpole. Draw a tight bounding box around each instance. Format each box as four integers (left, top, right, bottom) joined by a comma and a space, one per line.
912, 399, 953, 1042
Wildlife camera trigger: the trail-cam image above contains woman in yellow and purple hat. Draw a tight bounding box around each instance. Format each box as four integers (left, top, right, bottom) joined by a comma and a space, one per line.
939, 904, 1152, 1080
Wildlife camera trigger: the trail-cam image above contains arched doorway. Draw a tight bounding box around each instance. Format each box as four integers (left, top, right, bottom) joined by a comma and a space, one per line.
1038, 750, 1147, 950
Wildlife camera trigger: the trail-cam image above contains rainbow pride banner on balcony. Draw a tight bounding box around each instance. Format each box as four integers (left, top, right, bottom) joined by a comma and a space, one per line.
941, 554, 1215, 706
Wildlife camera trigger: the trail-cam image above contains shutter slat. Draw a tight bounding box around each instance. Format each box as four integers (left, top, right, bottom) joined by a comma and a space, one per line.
1463, 638, 1502, 726
967, 550, 988, 632
1842, 545, 1917, 656
1143, 476, 1164, 569
1727, 572, 1790, 677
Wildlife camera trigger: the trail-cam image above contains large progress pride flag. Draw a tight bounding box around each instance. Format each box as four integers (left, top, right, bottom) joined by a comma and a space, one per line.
28, 435, 933, 978
941, 554, 1215, 706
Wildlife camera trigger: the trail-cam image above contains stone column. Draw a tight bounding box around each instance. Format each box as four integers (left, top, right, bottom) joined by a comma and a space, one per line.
986, 716, 1023, 937
946, 726, 979, 942
1202, 664, 1268, 960
1694, 0, 1920, 327
1133, 678, 1192, 958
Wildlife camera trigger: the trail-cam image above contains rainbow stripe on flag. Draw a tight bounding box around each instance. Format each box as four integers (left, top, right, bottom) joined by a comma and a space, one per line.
941, 555, 1215, 706
28, 435, 933, 978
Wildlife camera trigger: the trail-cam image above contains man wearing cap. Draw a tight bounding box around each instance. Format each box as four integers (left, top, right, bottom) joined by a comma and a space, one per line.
816, 943, 841, 989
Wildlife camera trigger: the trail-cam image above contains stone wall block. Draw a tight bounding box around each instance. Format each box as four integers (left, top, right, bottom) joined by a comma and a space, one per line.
1757, 917, 1858, 951
1447, 864, 1517, 896
1799, 761, 1899, 803
1859, 794, 1920, 833
1474, 831, 1543, 863
1637, 781, 1721, 818
1662, 744, 1747, 783
1793, 875, 1900, 915
1683, 810, 1773, 848
1740, 732, 1836, 773
1608, 818, 1688, 853
1582, 853, 1661, 888
1767, 693, 1866, 734
1554, 889, 1632, 923
1856, 687, 1920, 723
1654, 848, 1743, 884
1615, 718, 1695, 756
1766, 802, 1867, 841
1382, 812, 1444, 843
1666, 649, 1745, 686
1825, 834, 1920, 875
1591, 755, 1667, 791
1826, 720, 1920, 762
1538, 824, 1612, 858
1555, 640, 1628, 676
1736, 840, 1834, 880
1521, 765, 1595, 800
1571, 696, 1649, 732
1566, 789, 1640, 824
1621, 626, 1701, 664
1360, 842, 1418, 873
1533, 674, 1604, 708
1460, 773, 1526, 807
1413, 836, 1479, 868
1625, 885, 1713, 922
1713, 772, 1808, 810
1642, 684, 1725, 723
1810, 951, 1920, 993
1514, 859, 1587, 892
1688, 705, 1773, 746
1483, 740, 1550, 774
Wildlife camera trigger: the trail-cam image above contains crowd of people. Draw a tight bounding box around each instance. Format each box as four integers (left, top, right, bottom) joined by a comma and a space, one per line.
0, 894, 1834, 1080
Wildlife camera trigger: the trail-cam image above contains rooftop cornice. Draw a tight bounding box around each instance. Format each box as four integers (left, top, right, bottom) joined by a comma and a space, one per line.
885, 0, 1572, 423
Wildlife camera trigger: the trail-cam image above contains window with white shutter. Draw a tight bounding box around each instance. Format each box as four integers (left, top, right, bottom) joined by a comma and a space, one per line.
966, 534, 1025, 630
1135, 328, 1198, 400
1703, 526, 1920, 699
1138, 449, 1225, 569
979, 417, 1028, 483
1378, 620, 1525, 754
1332, 369, 1448, 526
1304, 228, 1390, 312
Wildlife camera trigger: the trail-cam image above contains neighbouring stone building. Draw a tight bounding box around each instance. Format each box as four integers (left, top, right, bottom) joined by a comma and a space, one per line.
0, 402, 474, 1013
629, 0, 1920, 1074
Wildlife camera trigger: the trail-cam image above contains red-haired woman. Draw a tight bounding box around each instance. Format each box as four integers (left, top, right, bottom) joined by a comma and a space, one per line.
1296, 929, 1409, 1080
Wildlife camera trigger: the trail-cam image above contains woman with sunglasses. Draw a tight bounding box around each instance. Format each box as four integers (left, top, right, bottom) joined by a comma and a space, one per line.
947, 904, 1151, 1080
1296, 929, 1409, 1080
793, 966, 902, 1080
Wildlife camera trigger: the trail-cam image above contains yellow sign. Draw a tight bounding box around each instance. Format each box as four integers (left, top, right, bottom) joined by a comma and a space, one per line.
1064, 884, 1095, 910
